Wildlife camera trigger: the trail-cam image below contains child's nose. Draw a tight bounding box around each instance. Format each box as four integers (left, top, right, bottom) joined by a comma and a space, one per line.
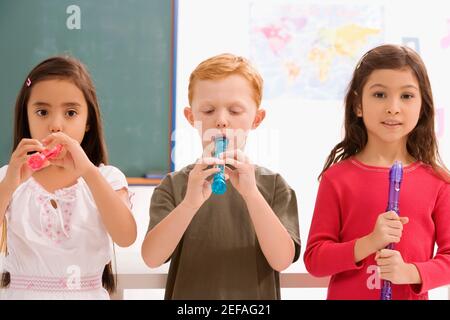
49, 117, 63, 133
386, 108, 400, 115
385, 99, 401, 115
215, 114, 228, 128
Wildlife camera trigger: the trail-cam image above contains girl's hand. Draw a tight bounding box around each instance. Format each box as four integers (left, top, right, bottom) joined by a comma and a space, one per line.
182, 157, 224, 210
375, 249, 421, 284
41, 132, 96, 178
368, 211, 409, 251
3, 138, 46, 191
221, 149, 259, 200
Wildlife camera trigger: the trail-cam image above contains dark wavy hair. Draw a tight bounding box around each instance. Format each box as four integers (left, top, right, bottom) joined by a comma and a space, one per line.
320, 44, 449, 182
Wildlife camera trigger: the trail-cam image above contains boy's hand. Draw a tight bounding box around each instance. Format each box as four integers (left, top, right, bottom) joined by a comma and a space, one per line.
183, 157, 224, 210
4, 138, 46, 191
221, 149, 259, 200
375, 249, 421, 284
368, 211, 409, 251
41, 132, 96, 178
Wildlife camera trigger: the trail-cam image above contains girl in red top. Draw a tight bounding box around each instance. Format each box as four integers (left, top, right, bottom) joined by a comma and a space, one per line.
304, 44, 450, 300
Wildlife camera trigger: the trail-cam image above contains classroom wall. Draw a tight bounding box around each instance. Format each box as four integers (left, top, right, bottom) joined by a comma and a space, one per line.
173, 0, 450, 276
2, 0, 450, 300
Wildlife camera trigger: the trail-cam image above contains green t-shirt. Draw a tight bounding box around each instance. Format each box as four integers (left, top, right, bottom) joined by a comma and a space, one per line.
148, 164, 301, 299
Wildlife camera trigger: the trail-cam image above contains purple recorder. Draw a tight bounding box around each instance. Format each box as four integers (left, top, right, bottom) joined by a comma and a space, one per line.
380, 161, 403, 300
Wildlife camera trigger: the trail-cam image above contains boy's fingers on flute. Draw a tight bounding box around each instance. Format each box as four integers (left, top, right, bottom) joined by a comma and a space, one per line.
194, 157, 224, 168
199, 167, 221, 179
219, 149, 250, 163
223, 157, 244, 168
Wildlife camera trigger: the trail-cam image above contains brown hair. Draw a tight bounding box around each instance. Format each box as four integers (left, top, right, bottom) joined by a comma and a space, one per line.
320, 44, 449, 182
1, 55, 116, 293
188, 53, 264, 107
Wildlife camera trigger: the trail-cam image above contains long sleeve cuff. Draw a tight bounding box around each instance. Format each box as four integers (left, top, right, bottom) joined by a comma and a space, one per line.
411, 260, 450, 295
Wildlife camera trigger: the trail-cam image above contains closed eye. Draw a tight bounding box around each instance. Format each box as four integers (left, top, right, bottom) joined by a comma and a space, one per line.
229, 105, 244, 115
203, 109, 214, 114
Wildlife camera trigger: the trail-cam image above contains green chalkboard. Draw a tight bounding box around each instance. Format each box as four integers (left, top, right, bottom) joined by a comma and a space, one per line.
0, 0, 173, 178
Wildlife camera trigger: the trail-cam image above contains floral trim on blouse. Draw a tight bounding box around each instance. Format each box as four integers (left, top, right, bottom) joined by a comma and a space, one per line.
29, 178, 78, 244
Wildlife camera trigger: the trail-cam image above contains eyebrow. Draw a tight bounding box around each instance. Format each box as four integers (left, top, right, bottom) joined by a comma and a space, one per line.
32, 101, 82, 108
198, 104, 214, 109
369, 84, 419, 90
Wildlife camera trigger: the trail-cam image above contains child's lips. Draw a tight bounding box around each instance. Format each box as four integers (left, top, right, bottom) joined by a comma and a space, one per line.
381, 120, 402, 127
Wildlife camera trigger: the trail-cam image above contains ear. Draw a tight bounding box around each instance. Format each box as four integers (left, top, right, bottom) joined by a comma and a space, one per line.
252, 109, 266, 129
355, 104, 363, 117
184, 106, 195, 127
85, 124, 90, 132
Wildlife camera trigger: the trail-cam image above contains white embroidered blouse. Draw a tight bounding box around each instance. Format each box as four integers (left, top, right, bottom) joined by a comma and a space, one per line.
0, 164, 130, 299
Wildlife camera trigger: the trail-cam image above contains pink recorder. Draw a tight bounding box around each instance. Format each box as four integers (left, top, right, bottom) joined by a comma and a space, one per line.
27, 144, 63, 171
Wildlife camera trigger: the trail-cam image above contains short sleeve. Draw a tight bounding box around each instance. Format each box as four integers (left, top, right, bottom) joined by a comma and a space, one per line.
272, 174, 301, 262
0, 165, 8, 182
98, 165, 134, 208
147, 174, 176, 234
98, 165, 128, 191
147, 175, 177, 264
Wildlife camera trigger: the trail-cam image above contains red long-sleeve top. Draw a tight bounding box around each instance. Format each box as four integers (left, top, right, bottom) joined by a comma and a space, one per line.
304, 158, 450, 300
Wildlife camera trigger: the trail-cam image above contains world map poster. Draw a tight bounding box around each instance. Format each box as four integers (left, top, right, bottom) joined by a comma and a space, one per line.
250, 2, 385, 100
